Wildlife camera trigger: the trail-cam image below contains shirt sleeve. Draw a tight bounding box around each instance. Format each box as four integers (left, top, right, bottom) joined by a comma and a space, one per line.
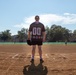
29, 24, 32, 31
42, 24, 45, 32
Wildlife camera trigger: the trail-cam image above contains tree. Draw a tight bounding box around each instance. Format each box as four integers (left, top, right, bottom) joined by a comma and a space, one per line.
47, 25, 63, 42
0, 32, 1, 37
62, 28, 71, 41
73, 30, 76, 35
72, 30, 76, 42
45, 26, 50, 41
1, 30, 11, 41
17, 28, 28, 42
46, 24, 71, 42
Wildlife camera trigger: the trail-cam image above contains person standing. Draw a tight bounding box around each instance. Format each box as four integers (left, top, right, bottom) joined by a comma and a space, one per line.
28, 15, 46, 62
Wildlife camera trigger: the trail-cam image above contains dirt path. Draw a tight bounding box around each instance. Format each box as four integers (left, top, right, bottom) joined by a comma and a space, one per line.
0, 44, 76, 75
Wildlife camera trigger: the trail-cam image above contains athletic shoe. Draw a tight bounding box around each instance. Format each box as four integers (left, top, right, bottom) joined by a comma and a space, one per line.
30, 59, 34, 62
40, 59, 44, 63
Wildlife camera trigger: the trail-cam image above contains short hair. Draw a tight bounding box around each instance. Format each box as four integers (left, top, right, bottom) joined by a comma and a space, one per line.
35, 15, 39, 19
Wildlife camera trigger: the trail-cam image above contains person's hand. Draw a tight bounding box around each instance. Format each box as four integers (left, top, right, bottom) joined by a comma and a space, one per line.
43, 37, 45, 42
28, 37, 30, 40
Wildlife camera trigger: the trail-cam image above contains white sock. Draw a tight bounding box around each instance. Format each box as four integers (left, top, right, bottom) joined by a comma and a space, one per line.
32, 56, 34, 59
40, 56, 42, 59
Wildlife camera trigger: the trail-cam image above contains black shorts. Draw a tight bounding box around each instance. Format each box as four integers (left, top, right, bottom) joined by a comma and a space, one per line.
31, 40, 43, 45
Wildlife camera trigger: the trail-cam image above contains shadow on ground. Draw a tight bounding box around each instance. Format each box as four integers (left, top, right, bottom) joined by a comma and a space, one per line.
23, 61, 48, 75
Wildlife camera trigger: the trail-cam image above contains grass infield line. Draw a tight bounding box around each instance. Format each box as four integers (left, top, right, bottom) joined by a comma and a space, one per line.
0, 42, 76, 45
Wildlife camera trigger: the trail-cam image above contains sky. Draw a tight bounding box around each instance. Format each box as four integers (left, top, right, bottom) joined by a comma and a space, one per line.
0, 0, 76, 35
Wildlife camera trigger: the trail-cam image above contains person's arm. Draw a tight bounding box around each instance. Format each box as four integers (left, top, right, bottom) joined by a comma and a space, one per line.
42, 24, 46, 42
28, 31, 31, 40
42, 31, 46, 42
28, 24, 32, 40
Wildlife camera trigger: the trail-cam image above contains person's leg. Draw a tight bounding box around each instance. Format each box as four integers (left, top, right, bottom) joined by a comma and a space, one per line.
38, 45, 42, 59
38, 45, 44, 62
31, 45, 36, 59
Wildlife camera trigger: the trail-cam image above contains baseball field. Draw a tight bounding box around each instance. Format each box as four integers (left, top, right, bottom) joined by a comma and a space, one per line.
0, 43, 76, 75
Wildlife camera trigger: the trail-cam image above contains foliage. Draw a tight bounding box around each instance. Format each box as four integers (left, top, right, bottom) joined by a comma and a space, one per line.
0, 30, 11, 41
17, 28, 28, 42
0, 25, 75, 42
46, 24, 71, 42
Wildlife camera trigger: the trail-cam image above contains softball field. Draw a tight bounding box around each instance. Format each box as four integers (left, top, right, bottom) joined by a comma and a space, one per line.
0, 43, 76, 75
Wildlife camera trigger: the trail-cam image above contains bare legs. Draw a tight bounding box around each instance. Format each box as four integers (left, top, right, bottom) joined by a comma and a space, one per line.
38, 45, 42, 59
32, 45, 36, 59
31, 45, 42, 59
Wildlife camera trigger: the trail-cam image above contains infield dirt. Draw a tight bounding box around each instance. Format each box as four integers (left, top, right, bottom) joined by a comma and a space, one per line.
0, 44, 76, 75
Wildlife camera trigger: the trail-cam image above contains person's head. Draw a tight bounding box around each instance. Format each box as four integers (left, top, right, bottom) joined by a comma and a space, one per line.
35, 15, 40, 21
